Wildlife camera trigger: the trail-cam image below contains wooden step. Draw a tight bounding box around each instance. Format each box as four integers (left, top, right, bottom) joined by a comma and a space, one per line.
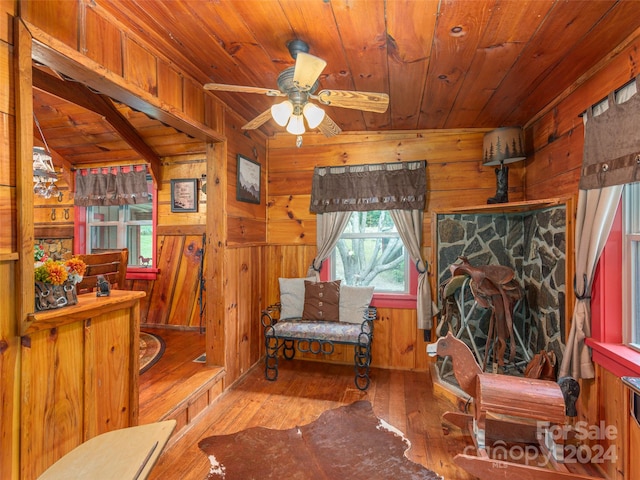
138, 328, 225, 444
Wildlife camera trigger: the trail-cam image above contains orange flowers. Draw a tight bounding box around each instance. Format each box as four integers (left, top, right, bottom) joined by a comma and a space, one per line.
35, 257, 87, 286
65, 257, 87, 277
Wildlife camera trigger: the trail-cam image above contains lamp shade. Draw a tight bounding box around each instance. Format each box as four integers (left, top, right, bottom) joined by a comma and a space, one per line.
482, 127, 526, 166
271, 100, 294, 127
303, 103, 325, 129
286, 114, 305, 135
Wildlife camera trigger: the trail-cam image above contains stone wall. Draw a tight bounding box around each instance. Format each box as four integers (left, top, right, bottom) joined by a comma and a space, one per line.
435, 204, 566, 375
35, 238, 74, 261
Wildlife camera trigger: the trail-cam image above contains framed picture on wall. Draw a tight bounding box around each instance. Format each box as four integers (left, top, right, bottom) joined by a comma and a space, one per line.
236, 154, 261, 204
171, 178, 198, 212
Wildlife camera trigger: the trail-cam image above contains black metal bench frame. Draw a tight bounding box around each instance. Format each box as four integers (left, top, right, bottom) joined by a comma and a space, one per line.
261, 304, 376, 391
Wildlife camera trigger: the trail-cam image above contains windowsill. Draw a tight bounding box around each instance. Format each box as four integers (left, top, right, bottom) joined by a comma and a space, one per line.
586, 338, 640, 378
126, 267, 160, 281
370, 293, 416, 309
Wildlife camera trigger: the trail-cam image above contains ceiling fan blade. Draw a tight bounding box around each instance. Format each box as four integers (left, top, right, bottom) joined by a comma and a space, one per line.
242, 108, 273, 130
315, 89, 389, 113
204, 83, 284, 97
316, 114, 342, 138
293, 52, 327, 91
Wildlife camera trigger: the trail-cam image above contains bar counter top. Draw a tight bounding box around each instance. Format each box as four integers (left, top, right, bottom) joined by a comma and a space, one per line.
25, 289, 146, 335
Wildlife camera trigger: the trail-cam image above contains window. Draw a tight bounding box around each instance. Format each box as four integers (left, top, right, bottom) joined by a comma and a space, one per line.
329, 211, 411, 294
85, 176, 154, 268
624, 182, 640, 350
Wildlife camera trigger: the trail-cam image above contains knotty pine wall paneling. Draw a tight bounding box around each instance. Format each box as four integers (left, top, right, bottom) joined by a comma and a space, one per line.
526, 37, 640, 201
32, 177, 74, 240
221, 109, 267, 387
82, 6, 123, 75
526, 34, 640, 480
266, 129, 517, 371
225, 111, 267, 246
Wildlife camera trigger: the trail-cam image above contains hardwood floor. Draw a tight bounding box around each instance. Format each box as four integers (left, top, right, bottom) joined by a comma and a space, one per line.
146, 356, 477, 480
140, 333, 607, 480
139, 327, 220, 426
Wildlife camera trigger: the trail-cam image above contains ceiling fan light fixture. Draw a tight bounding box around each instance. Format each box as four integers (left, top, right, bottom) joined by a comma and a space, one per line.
271, 100, 294, 126
286, 114, 305, 135
303, 103, 325, 129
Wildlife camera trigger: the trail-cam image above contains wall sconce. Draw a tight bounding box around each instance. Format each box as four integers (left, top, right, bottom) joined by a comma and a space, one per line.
482, 126, 526, 204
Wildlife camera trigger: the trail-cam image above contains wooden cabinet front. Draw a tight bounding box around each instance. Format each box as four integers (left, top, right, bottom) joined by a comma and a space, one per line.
21, 290, 144, 479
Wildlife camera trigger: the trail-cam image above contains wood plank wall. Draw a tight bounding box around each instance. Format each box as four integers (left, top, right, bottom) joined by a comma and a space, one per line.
4, 3, 267, 477
222, 112, 267, 385
265, 130, 525, 371
526, 35, 640, 480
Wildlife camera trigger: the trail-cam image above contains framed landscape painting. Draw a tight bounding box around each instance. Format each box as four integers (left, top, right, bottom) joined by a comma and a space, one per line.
236, 154, 260, 204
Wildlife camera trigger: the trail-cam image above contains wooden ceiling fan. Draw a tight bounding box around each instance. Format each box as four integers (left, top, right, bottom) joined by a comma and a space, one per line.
204, 40, 389, 142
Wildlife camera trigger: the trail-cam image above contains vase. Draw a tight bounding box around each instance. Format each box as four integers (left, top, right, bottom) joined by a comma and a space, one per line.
34, 281, 78, 311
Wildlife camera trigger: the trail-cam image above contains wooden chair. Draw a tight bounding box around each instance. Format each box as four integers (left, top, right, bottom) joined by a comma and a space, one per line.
75, 248, 129, 294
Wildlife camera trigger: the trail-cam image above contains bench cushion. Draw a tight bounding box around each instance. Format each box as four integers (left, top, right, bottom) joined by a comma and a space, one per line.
270, 319, 371, 345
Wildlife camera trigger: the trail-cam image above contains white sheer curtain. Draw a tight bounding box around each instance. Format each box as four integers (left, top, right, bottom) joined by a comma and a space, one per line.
560, 78, 639, 379
390, 210, 433, 330
559, 186, 622, 379
307, 211, 352, 278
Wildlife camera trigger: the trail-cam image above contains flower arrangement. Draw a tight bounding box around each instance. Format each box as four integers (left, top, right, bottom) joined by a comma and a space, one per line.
34, 244, 49, 263
34, 257, 87, 286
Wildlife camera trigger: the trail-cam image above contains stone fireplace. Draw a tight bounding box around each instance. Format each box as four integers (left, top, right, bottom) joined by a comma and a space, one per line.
434, 198, 572, 379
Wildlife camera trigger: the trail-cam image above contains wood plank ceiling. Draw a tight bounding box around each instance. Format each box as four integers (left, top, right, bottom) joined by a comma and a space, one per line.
33, 0, 640, 166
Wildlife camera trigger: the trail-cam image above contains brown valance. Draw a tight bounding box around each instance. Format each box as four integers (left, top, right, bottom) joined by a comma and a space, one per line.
310, 160, 427, 213
75, 165, 149, 206
580, 76, 640, 190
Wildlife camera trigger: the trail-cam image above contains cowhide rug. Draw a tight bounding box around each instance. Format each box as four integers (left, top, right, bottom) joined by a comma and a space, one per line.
198, 400, 442, 480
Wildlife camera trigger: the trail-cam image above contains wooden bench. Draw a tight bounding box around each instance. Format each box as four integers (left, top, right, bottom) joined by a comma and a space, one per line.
261, 304, 376, 391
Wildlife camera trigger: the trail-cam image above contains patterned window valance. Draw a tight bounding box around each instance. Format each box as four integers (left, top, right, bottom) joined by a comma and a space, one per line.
75, 165, 150, 206
580, 76, 640, 190
310, 160, 427, 213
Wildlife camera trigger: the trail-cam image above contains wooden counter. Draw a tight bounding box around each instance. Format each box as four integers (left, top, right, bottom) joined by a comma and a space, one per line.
21, 290, 146, 480
25, 289, 146, 334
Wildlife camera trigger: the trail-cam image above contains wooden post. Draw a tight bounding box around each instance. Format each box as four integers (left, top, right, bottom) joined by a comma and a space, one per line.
15, 20, 35, 332
206, 141, 227, 367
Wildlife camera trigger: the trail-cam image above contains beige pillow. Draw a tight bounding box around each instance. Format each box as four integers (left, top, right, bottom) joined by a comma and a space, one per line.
302, 280, 341, 321
279, 277, 315, 319
339, 285, 375, 324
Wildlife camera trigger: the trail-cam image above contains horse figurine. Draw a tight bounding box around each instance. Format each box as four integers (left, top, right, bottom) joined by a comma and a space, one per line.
428, 332, 595, 480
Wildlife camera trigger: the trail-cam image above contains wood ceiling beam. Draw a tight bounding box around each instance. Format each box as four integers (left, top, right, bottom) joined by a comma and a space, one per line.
32, 67, 161, 184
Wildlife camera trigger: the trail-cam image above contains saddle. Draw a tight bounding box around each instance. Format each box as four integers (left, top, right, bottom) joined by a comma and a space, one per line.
442, 256, 522, 369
